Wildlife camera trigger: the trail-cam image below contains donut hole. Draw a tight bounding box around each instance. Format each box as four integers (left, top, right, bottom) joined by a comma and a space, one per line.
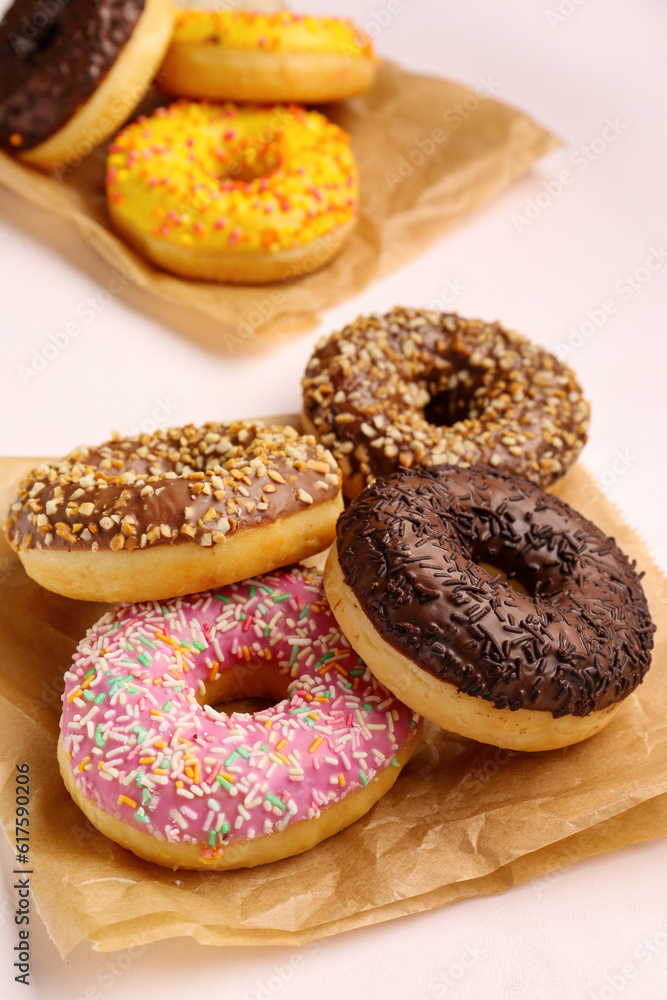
477, 561, 529, 597
423, 389, 469, 427
201, 660, 292, 717
423, 391, 457, 427
222, 152, 278, 184
214, 696, 276, 717
422, 366, 487, 428
217, 132, 284, 184
468, 525, 573, 600
28, 20, 59, 54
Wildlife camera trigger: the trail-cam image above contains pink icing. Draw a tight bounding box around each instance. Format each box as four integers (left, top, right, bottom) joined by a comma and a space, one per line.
61, 567, 420, 862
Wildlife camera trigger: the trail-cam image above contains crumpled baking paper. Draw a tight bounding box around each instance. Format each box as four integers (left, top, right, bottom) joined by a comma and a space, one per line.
0, 427, 665, 955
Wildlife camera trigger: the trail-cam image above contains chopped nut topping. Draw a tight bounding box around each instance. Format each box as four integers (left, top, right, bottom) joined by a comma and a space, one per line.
5, 421, 342, 555
302, 308, 589, 496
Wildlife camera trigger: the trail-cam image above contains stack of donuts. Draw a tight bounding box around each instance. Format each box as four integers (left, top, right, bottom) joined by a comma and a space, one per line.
5, 418, 423, 870
0, 3, 378, 282
4, 308, 656, 871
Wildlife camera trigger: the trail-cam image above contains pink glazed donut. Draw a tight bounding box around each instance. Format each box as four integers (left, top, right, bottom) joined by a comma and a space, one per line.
58, 566, 422, 869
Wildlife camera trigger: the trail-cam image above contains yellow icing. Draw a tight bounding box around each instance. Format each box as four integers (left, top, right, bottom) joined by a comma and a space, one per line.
106, 101, 358, 254
171, 9, 375, 59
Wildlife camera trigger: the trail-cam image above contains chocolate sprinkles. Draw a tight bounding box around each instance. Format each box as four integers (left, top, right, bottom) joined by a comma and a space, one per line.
336, 465, 655, 718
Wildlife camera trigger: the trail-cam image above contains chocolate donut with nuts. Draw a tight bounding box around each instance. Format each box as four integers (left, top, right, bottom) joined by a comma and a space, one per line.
302, 308, 590, 498
5, 420, 343, 602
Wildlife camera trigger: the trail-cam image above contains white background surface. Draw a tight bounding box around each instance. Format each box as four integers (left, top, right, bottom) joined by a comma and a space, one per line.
2, 0, 667, 996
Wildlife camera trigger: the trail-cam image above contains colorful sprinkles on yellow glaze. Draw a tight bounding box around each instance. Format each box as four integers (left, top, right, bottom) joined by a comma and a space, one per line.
171, 9, 375, 58
106, 102, 358, 255
61, 568, 420, 862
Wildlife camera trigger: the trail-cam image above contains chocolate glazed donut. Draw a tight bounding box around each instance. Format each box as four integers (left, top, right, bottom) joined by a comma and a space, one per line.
0, 0, 145, 150
0, 0, 173, 171
302, 308, 590, 499
5, 421, 343, 603
324, 465, 655, 751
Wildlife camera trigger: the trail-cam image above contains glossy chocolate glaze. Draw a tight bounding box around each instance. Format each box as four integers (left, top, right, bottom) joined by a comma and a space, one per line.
5, 421, 341, 553
336, 466, 655, 717
0, 0, 144, 151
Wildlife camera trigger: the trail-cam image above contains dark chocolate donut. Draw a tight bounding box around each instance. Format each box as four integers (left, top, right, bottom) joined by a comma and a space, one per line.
302, 308, 590, 498
0, 0, 145, 152
334, 465, 654, 719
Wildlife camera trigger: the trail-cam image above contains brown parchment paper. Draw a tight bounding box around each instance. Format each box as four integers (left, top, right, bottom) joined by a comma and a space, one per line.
0, 62, 558, 349
0, 435, 665, 956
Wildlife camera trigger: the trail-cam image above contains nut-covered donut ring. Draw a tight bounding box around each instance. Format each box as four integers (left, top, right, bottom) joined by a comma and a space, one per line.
302, 308, 590, 499
5, 421, 342, 603
324, 465, 655, 751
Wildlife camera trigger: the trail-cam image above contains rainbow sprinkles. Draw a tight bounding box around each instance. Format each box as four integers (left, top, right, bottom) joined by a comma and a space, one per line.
59, 567, 421, 869
105, 102, 359, 283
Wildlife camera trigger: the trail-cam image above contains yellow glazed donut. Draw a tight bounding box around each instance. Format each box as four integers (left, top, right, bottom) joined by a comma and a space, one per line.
159, 9, 378, 104
106, 101, 358, 283
4, 420, 344, 603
